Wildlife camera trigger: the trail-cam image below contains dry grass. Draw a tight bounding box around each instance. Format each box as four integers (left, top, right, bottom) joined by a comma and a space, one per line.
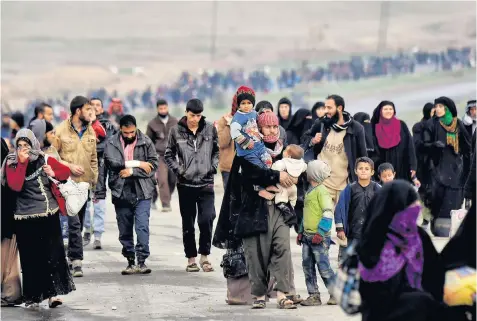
1, 1, 475, 102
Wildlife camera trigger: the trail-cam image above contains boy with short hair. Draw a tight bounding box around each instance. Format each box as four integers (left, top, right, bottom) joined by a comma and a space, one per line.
334, 157, 381, 265
377, 162, 395, 184
297, 160, 337, 306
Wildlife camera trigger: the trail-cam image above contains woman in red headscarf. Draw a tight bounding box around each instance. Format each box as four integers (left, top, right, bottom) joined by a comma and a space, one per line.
371, 101, 418, 184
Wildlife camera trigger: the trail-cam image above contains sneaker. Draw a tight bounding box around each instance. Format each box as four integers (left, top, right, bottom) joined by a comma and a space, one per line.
121, 258, 136, 275
137, 261, 152, 274
300, 294, 322, 306
83, 233, 91, 247
151, 203, 158, 210
72, 260, 83, 277
93, 239, 102, 250
161, 206, 172, 212
327, 295, 337, 305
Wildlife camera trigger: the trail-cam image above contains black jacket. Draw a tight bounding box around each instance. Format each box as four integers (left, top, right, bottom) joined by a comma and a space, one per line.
164, 117, 219, 187
301, 118, 367, 183
104, 130, 158, 202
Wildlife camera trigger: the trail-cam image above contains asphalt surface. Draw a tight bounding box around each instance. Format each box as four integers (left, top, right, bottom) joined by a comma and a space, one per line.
2, 80, 464, 321
1, 184, 451, 321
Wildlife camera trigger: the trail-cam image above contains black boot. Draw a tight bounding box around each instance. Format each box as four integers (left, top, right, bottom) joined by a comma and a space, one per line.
121, 257, 136, 275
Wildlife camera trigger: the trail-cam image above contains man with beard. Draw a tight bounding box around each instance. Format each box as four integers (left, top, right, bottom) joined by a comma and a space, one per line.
55, 96, 98, 277
82, 98, 117, 249
104, 115, 158, 275
146, 99, 178, 211
302, 94, 367, 205
29, 102, 55, 126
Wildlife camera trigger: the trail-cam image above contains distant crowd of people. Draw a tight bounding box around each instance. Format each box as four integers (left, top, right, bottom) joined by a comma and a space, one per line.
3, 46, 474, 121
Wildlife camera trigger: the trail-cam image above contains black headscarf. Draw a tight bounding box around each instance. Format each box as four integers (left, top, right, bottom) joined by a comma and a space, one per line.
357, 180, 419, 269
353, 112, 375, 152
287, 108, 312, 137
255, 100, 273, 114
277, 97, 293, 130
311, 101, 325, 122
370, 100, 396, 128
434, 96, 457, 117
422, 102, 434, 121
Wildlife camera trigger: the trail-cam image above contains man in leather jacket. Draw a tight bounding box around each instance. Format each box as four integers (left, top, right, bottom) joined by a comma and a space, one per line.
164, 99, 219, 273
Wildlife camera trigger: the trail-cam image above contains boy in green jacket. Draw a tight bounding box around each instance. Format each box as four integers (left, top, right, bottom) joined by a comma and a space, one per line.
297, 160, 337, 306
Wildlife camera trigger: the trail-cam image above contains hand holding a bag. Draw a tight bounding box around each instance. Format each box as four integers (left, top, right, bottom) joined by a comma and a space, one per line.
42, 165, 55, 177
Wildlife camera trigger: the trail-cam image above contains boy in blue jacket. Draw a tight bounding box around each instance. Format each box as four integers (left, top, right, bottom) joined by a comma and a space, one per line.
334, 157, 381, 266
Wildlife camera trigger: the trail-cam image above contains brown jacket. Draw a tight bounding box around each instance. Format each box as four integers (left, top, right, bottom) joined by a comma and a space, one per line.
146, 115, 178, 156
55, 119, 98, 188
217, 114, 235, 172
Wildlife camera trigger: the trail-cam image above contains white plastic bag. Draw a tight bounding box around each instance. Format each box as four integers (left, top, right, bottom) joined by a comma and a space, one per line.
450, 208, 467, 238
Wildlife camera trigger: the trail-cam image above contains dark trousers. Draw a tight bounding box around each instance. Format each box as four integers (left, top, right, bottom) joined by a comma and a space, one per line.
67, 200, 88, 261
114, 198, 152, 261
177, 185, 216, 258
221, 171, 230, 189
153, 157, 176, 206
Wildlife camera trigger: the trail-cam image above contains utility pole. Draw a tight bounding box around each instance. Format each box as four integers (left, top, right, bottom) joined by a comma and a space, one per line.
377, 1, 390, 54
210, 0, 218, 62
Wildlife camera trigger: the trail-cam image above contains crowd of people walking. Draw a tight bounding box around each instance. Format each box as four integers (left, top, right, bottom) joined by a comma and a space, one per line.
1, 87, 475, 320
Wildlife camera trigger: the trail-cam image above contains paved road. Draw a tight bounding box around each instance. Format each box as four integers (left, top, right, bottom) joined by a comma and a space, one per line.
1, 184, 450, 321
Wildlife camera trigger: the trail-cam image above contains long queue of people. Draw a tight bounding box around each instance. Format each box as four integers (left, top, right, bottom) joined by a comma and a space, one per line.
1, 89, 475, 321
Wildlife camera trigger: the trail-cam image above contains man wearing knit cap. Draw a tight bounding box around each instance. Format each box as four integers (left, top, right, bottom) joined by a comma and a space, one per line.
230, 86, 272, 169
256, 100, 288, 145
54, 95, 98, 277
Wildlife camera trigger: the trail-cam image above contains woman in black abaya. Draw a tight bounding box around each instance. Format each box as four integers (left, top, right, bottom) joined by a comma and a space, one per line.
358, 180, 472, 321
370, 101, 417, 182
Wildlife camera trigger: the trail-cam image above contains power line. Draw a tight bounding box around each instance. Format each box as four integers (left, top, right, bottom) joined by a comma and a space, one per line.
377, 1, 390, 53
210, 0, 218, 62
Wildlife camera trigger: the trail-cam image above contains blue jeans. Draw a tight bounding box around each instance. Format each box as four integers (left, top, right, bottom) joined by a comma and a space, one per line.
301, 235, 335, 295
84, 199, 106, 238
114, 199, 151, 261
60, 215, 69, 240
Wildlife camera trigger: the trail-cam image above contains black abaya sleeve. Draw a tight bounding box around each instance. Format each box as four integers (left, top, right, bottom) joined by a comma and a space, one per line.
402, 121, 418, 172
418, 228, 445, 301
458, 121, 472, 185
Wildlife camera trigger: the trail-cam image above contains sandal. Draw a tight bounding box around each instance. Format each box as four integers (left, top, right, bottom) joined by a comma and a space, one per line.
49, 297, 63, 308
287, 294, 303, 304
277, 297, 297, 309
251, 300, 266, 309
199, 261, 214, 272
186, 263, 200, 272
